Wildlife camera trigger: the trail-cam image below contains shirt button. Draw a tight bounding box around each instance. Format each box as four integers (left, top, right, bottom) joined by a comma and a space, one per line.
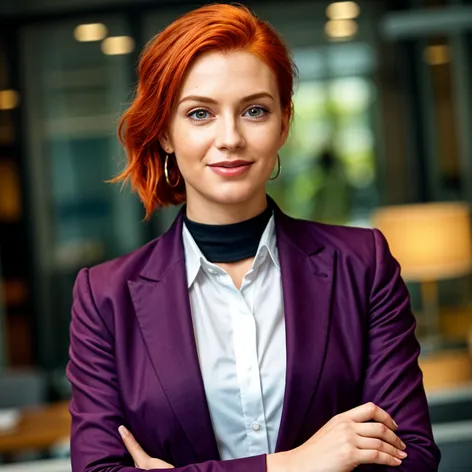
252, 422, 261, 431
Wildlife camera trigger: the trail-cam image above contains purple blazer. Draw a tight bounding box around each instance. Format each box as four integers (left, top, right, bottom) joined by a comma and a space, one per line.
67, 206, 440, 472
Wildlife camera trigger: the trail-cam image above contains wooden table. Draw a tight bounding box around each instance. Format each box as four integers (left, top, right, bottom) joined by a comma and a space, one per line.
0, 402, 71, 454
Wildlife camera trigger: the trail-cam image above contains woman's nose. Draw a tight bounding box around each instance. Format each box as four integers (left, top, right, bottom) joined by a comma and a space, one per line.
215, 116, 245, 151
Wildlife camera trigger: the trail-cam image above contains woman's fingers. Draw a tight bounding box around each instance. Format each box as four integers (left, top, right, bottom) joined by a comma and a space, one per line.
119, 425, 150, 468
356, 436, 407, 461
345, 402, 398, 431
119, 426, 174, 469
355, 421, 406, 451
356, 449, 404, 467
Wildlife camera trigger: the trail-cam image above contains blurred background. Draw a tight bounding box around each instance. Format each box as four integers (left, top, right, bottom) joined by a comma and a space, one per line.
1, 0, 472, 470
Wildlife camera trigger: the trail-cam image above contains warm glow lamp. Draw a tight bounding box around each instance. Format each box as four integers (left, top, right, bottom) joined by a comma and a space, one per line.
372, 202, 472, 350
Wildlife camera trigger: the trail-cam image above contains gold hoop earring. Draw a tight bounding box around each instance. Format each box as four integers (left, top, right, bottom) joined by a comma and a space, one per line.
269, 154, 281, 181
164, 154, 180, 188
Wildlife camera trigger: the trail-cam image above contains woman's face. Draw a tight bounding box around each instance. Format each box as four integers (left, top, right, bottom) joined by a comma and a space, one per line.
160, 50, 289, 220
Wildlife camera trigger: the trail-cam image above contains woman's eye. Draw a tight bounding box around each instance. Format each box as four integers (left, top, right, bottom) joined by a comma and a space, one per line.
189, 109, 210, 120
244, 106, 267, 118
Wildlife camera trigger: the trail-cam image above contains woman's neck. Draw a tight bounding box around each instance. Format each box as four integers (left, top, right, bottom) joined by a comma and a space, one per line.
183, 198, 273, 265
185, 191, 268, 225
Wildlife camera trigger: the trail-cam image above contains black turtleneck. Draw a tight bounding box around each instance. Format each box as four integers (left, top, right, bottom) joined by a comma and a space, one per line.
183, 202, 273, 263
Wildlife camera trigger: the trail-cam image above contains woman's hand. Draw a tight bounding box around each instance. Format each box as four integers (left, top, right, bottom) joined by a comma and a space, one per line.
119, 425, 175, 469
270, 402, 407, 472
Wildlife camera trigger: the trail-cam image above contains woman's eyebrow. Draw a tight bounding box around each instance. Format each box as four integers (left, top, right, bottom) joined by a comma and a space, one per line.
178, 92, 275, 106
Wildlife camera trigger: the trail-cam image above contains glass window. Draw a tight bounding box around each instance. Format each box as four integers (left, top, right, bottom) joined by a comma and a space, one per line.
21, 16, 142, 368
269, 44, 378, 227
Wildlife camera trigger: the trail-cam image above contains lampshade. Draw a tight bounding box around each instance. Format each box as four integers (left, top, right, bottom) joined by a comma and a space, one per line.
372, 202, 472, 281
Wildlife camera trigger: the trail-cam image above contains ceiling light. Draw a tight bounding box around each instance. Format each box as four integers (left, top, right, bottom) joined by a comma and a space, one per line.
424, 45, 450, 66
74, 23, 108, 42
325, 19, 358, 41
0, 90, 20, 110
326, 2, 360, 21
101, 36, 135, 55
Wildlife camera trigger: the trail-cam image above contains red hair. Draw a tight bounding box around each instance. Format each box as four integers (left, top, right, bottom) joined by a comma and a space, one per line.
113, 3, 297, 219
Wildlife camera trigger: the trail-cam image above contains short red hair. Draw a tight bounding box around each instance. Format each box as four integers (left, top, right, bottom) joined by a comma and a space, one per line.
113, 3, 297, 219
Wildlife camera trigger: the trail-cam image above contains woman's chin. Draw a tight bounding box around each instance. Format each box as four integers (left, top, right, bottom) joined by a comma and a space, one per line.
208, 185, 265, 206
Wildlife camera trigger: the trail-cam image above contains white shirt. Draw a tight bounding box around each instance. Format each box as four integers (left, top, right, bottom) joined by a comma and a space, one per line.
182, 216, 286, 460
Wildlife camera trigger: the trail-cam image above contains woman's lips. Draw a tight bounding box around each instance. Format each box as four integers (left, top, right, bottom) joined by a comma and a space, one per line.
209, 161, 252, 177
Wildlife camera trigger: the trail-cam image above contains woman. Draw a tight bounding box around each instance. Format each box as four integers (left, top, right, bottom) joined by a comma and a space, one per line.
67, 4, 440, 472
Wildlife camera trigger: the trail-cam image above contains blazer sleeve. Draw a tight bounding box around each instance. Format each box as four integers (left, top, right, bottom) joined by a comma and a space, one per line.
67, 268, 267, 472
357, 229, 441, 471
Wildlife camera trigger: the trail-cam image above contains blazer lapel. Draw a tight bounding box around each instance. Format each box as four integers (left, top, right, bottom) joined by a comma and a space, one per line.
128, 213, 220, 462
274, 209, 336, 452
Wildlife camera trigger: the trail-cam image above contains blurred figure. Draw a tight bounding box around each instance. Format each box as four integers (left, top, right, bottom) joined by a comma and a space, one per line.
313, 145, 352, 225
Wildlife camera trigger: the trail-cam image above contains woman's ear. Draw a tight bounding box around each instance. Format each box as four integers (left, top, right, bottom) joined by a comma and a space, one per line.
279, 112, 290, 147
158, 133, 174, 154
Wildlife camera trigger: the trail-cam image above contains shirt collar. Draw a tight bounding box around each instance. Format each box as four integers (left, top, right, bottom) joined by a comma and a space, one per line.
182, 214, 279, 289
255, 214, 279, 270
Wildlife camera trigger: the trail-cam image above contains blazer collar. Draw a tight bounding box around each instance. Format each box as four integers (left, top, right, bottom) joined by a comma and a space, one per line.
138, 212, 186, 282
273, 205, 335, 451
129, 209, 220, 463
273, 202, 326, 258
